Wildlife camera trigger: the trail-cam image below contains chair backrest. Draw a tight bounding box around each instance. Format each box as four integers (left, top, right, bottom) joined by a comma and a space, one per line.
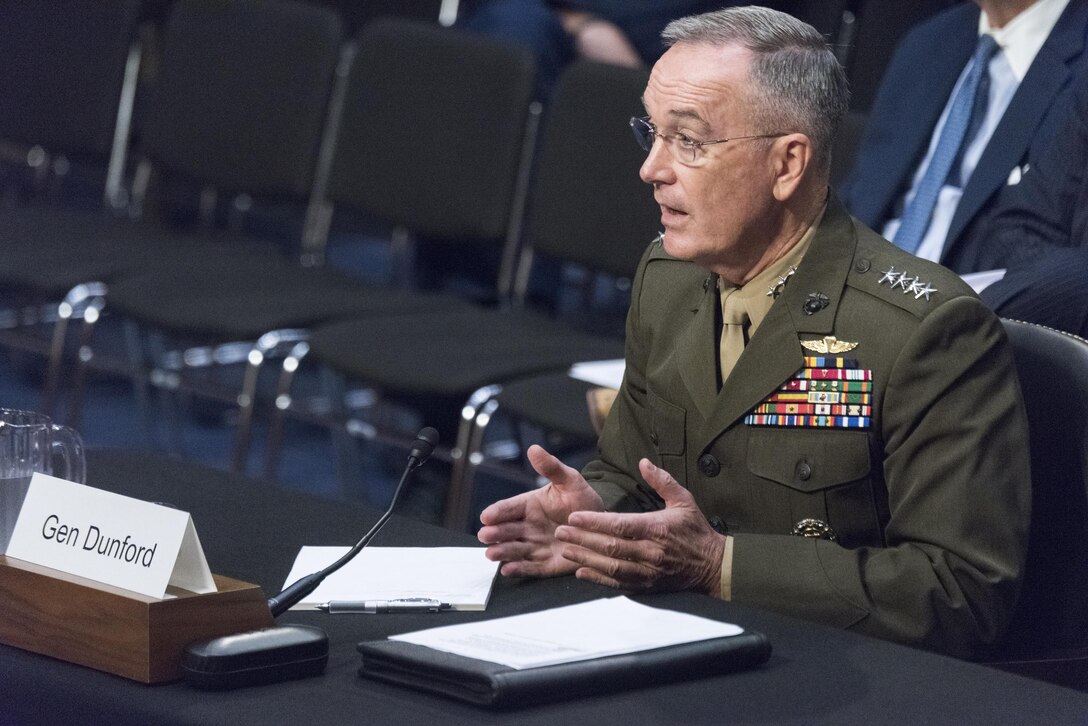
0, 0, 144, 206
780, 0, 849, 38
997, 319, 1088, 656
831, 110, 868, 188
142, 0, 344, 199
312, 0, 450, 32
326, 18, 536, 246
840, 0, 960, 112
0, 0, 143, 159
519, 60, 658, 282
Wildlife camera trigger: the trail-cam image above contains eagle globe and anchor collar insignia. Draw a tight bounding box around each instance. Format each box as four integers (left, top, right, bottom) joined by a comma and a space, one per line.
745, 337, 872, 429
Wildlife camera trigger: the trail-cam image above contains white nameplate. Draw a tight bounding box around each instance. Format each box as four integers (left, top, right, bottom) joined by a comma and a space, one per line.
5, 473, 216, 599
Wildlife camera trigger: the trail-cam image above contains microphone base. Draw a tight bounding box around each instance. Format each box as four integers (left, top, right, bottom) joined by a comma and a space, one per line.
0, 555, 274, 683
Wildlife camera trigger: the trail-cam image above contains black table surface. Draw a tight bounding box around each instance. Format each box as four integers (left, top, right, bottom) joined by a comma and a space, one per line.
2, 449, 1087, 725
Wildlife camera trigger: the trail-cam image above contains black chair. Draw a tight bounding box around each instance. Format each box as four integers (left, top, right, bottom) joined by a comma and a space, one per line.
264, 60, 657, 525
0, 0, 145, 411
986, 319, 1088, 691
830, 110, 868, 188
0, 0, 143, 205
779, 0, 849, 39
443, 57, 672, 528
313, 0, 455, 32
99, 16, 538, 467
838, 0, 960, 112
28, 0, 360, 441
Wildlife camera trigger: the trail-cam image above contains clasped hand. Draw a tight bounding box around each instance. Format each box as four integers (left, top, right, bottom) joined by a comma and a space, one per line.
478, 445, 725, 596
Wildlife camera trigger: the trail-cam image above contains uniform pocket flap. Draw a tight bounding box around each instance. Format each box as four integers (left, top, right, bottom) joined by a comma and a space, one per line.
648, 390, 686, 456
747, 428, 870, 493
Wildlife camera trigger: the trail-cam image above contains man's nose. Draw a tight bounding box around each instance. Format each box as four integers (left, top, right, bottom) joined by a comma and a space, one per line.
639, 139, 674, 185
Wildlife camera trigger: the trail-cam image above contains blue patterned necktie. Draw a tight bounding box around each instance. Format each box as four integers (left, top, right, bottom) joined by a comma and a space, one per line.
894, 34, 1000, 254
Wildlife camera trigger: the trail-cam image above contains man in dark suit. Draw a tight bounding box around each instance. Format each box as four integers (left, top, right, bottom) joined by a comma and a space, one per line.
979, 73, 1088, 335
478, 6, 1030, 658
840, 0, 1087, 276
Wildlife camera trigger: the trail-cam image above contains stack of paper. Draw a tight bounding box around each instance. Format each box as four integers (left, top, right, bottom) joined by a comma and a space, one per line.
281, 546, 499, 611
391, 597, 744, 669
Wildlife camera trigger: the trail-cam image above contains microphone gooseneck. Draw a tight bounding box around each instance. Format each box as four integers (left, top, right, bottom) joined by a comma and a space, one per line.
267, 427, 439, 617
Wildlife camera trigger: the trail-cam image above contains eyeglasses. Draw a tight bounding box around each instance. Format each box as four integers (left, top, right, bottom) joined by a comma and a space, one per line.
629, 116, 786, 166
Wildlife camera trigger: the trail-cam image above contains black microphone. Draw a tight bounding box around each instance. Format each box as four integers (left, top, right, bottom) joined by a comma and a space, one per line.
267, 426, 439, 616
182, 427, 439, 689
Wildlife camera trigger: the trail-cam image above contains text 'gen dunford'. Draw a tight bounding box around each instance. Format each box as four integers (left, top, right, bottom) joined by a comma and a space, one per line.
41, 514, 157, 567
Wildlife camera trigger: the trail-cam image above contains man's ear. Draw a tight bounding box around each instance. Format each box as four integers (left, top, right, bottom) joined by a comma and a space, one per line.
770, 133, 812, 201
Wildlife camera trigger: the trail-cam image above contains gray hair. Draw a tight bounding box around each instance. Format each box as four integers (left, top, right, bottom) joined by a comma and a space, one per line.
662, 6, 849, 174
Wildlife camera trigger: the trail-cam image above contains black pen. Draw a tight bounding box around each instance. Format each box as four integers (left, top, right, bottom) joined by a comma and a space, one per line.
316, 598, 452, 614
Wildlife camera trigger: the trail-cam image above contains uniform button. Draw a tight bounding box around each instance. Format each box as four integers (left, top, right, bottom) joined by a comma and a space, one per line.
796, 460, 812, 481
650, 431, 659, 446
855, 258, 872, 273
698, 453, 721, 477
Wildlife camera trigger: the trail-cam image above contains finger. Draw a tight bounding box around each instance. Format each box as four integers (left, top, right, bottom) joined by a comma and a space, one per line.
479, 490, 531, 527
561, 543, 657, 588
564, 510, 662, 540
557, 527, 667, 572
477, 521, 537, 545
574, 567, 640, 591
555, 525, 638, 560
638, 458, 696, 508
527, 444, 585, 489
499, 560, 566, 578
482, 541, 537, 563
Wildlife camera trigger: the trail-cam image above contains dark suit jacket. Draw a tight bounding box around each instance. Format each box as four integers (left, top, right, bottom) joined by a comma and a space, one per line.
840, 0, 1088, 273
584, 197, 1031, 658
978, 72, 1088, 333
981, 71, 1088, 271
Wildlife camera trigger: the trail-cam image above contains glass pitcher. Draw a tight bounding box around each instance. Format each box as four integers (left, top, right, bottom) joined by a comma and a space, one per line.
0, 408, 86, 554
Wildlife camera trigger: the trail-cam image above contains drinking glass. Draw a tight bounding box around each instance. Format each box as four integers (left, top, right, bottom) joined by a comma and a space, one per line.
0, 408, 85, 553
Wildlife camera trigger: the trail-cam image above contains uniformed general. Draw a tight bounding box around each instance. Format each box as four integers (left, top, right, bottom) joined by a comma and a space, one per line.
477, 5, 1031, 658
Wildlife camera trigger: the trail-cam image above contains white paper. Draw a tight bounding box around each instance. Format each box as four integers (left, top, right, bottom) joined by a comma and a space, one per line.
391, 596, 744, 670
282, 546, 498, 610
960, 268, 1006, 293
6, 473, 216, 598
568, 359, 625, 389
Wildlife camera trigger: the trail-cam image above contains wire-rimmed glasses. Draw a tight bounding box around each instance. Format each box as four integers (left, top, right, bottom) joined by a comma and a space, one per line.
629, 116, 787, 166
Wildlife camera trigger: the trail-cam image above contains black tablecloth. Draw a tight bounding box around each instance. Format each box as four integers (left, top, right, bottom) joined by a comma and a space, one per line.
2, 449, 1086, 724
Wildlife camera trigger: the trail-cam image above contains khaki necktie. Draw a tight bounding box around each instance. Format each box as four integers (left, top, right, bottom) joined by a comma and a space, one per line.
719, 289, 749, 385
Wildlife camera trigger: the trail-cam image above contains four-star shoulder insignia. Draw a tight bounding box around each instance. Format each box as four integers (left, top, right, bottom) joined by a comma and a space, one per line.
800, 336, 859, 354
878, 266, 937, 301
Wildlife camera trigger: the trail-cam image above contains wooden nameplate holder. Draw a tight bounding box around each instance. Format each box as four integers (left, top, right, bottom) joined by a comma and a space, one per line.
0, 555, 274, 683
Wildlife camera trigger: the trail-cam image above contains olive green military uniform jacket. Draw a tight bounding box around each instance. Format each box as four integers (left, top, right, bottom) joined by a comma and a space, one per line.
584, 196, 1031, 658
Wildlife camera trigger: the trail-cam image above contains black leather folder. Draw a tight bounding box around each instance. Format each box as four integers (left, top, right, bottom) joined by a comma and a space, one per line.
357, 630, 771, 708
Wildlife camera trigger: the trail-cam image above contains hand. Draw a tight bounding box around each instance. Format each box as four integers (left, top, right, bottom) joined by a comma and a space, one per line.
554, 458, 725, 595
558, 10, 643, 68
478, 444, 604, 578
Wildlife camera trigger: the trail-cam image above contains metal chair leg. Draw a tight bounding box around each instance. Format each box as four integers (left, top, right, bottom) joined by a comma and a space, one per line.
323, 367, 365, 495
263, 340, 309, 481
41, 310, 70, 419
147, 332, 185, 454
66, 296, 106, 430
122, 319, 155, 448
43, 282, 108, 420
230, 329, 308, 474
445, 384, 502, 530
